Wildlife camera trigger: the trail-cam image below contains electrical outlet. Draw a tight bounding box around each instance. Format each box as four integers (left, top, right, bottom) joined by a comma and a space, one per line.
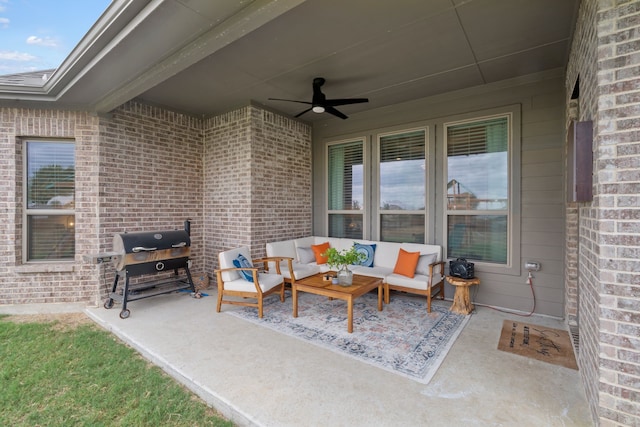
524, 261, 540, 271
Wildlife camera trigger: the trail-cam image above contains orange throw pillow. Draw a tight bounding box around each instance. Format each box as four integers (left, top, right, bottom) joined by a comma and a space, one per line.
311, 242, 330, 264
393, 248, 420, 278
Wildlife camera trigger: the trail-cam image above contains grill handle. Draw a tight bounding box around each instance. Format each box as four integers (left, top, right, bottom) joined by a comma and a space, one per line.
132, 246, 158, 252
172, 242, 187, 248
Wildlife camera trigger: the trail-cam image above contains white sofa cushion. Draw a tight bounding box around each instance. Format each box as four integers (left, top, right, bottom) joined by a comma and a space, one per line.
373, 241, 403, 269
278, 260, 320, 280
293, 236, 316, 249
350, 265, 392, 279
266, 240, 297, 260
385, 272, 430, 290
415, 253, 438, 276
296, 246, 315, 264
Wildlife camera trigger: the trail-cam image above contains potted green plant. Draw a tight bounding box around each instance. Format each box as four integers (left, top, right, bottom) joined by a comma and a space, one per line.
323, 246, 366, 286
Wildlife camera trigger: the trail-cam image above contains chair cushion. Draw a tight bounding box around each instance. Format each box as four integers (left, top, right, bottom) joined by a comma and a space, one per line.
415, 253, 438, 276
219, 247, 253, 282
311, 241, 330, 264
296, 247, 315, 264
224, 273, 284, 293
393, 248, 420, 278
353, 242, 376, 267
233, 253, 254, 282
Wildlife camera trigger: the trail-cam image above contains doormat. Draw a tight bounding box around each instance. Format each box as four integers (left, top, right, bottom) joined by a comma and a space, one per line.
497, 320, 578, 370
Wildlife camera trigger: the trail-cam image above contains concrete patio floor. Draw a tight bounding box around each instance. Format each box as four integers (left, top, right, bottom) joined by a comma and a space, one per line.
78, 288, 593, 426
13, 288, 593, 426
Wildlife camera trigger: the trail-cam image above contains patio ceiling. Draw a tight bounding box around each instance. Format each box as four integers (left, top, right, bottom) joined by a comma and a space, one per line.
0, 0, 580, 121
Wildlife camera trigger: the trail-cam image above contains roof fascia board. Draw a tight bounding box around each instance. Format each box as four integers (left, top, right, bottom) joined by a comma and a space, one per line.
53, 0, 168, 101
92, 0, 308, 113
44, 0, 150, 95
0, 0, 147, 102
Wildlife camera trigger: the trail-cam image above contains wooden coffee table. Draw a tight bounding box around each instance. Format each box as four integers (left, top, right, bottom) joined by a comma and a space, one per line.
292, 272, 383, 333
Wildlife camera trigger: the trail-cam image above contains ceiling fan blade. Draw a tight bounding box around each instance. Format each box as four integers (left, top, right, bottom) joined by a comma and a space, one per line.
325, 98, 369, 107
268, 98, 312, 105
294, 107, 313, 118
325, 106, 348, 120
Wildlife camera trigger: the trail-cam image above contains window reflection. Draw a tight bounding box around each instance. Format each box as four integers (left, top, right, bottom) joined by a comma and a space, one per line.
329, 214, 363, 239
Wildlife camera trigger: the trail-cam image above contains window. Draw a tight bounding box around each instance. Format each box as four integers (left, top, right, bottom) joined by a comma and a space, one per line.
25, 140, 75, 261
378, 129, 426, 243
327, 139, 364, 239
445, 115, 509, 264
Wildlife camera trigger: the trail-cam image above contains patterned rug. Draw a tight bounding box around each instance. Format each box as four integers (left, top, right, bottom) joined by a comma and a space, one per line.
226, 291, 470, 384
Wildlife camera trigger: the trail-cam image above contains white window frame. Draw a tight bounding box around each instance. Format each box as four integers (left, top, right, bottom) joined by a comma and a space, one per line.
376, 127, 428, 243
23, 139, 76, 263
441, 106, 521, 276
325, 137, 368, 239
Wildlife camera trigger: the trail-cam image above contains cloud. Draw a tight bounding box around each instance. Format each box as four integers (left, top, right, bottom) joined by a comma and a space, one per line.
0, 51, 37, 61
0, 17, 8, 28
26, 35, 58, 47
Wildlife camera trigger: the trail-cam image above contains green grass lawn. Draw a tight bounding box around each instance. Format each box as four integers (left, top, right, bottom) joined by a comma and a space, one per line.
0, 314, 233, 426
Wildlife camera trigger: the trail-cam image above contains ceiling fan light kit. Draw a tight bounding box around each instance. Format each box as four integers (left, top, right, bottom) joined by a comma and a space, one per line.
269, 77, 368, 119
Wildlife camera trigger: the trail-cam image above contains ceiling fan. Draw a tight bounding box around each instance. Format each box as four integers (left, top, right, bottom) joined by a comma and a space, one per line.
269, 77, 369, 120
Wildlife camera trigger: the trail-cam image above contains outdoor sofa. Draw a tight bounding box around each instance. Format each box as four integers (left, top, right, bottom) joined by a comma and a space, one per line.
266, 236, 445, 312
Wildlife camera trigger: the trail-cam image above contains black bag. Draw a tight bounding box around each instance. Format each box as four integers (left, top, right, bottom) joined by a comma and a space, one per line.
449, 258, 475, 279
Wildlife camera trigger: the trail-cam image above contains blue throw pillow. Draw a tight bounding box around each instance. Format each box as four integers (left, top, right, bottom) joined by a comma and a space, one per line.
232, 253, 254, 282
353, 242, 376, 267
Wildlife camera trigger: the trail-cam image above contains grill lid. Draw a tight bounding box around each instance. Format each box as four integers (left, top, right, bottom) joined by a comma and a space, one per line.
112, 230, 191, 271
113, 230, 190, 253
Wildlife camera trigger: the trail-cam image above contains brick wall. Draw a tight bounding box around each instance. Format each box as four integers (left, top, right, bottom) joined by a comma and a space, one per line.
98, 101, 205, 295
0, 101, 311, 307
596, 1, 640, 424
566, 0, 640, 424
0, 108, 101, 305
204, 106, 254, 270
249, 108, 313, 253
203, 104, 312, 275
565, 0, 600, 423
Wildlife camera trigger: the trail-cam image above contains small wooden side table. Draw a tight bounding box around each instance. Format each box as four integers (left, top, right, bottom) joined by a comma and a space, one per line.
446, 275, 480, 315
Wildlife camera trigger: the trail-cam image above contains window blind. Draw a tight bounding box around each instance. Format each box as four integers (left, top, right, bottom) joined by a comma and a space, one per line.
380, 130, 425, 162
447, 117, 508, 157
328, 141, 363, 211
27, 141, 75, 209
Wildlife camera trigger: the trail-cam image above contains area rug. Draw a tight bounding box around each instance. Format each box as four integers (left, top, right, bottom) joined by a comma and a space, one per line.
226, 292, 470, 384
497, 320, 578, 370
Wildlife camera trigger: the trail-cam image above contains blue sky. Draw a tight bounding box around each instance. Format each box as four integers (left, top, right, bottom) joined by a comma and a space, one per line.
0, 0, 110, 76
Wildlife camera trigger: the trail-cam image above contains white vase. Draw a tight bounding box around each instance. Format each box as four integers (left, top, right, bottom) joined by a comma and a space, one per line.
337, 265, 353, 286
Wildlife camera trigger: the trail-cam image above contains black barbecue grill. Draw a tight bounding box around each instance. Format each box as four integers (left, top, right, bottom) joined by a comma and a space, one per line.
103, 222, 195, 319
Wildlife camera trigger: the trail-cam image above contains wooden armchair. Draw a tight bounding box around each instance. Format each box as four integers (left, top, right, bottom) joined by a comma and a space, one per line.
214, 246, 293, 318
